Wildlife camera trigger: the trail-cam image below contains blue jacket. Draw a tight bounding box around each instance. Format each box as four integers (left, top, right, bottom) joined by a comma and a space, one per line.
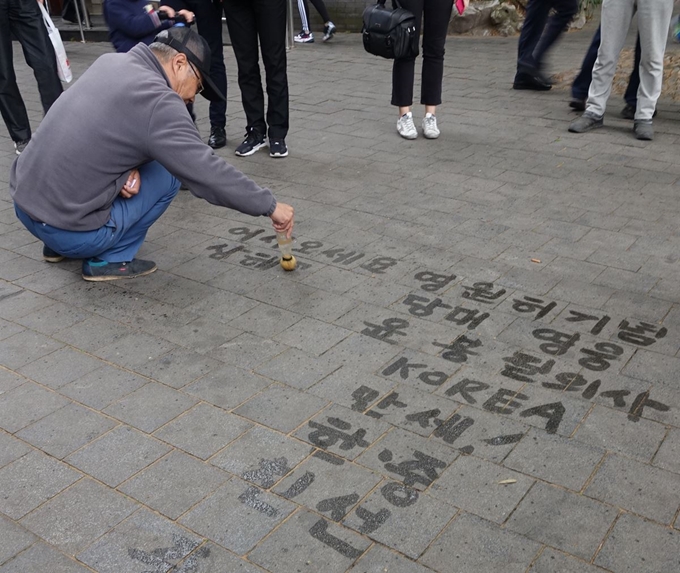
103, 0, 173, 53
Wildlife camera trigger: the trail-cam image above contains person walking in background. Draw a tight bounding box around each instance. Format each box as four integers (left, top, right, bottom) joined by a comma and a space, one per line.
393, 0, 468, 140
223, 0, 289, 158
294, 0, 336, 43
569, 0, 673, 140
513, 0, 579, 91
570, 26, 646, 120
0, 0, 63, 155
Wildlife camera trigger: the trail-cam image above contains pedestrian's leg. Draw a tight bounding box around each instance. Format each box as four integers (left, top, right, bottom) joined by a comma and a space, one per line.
531, 0, 579, 71
255, 0, 289, 140
224, 0, 266, 135
96, 161, 180, 263
391, 0, 423, 110
0, 0, 31, 143
571, 26, 601, 101
420, 0, 453, 107
635, 0, 674, 121
516, 0, 551, 72
297, 0, 311, 32
12, 0, 62, 115
623, 34, 642, 108
585, 0, 636, 117
309, 0, 331, 23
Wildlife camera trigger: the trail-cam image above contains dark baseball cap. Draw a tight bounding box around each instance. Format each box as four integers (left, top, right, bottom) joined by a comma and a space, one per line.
153, 27, 225, 102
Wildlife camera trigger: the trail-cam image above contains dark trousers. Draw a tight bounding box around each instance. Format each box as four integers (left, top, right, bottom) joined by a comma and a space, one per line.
0, 0, 63, 142
571, 25, 642, 107
516, 0, 579, 73
300, 0, 331, 27
224, 0, 288, 139
391, 0, 453, 107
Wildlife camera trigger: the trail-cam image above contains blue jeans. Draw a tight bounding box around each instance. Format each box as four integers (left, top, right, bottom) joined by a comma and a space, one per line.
15, 161, 179, 263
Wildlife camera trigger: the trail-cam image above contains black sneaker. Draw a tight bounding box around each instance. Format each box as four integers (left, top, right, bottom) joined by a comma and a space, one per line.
621, 104, 657, 120
14, 139, 29, 155
208, 126, 227, 149
269, 138, 288, 158
323, 21, 337, 42
569, 98, 586, 111
235, 130, 266, 157
43, 245, 64, 263
513, 71, 551, 91
82, 258, 157, 281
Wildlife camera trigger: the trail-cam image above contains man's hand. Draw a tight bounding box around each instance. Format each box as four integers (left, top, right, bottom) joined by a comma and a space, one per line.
120, 169, 140, 199
270, 202, 294, 238
158, 5, 176, 19
177, 9, 195, 23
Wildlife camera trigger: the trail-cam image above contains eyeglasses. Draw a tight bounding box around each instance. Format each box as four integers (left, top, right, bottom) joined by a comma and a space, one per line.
187, 61, 204, 95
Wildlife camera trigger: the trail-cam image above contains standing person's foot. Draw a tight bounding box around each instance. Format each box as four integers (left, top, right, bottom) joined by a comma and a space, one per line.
513, 71, 551, 91
633, 120, 654, 141
568, 112, 604, 133
208, 126, 227, 149
235, 129, 266, 157
569, 98, 586, 111
422, 113, 440, 139
397, 112, 417, 140
323, 21, 337, 42
14, 139, 29, 155
43, 245, 65, 263
82, 258, 157, 281
294, 30, 314, 43
269, 138, 288, 158
621, 104, 657, 120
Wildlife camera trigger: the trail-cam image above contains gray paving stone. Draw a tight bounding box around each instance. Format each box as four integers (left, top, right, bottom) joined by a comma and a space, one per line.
528, 548, 607, 573
184, 364, 272, 409
653, 428, 680, 474
0, 330, 64, 370
349, 545, 435, 573
210, 425, 311, 487
65, 426, 171, 487
0, 289, 54, 321
77, 507, 204, 573
53, 315, 134, 352
320, 333, 403, 370
274, 317, 352, 356
180, 477, 296, 555
17, 347, 102, 390
0, 514, 36, 566
0, 450, 81, 519
0, 368, 24, 395
344, 481, 456, 559
175, 542, 267, 573
118, 451, 229, 520
308, 365, 397, 411
419, 512, 541, 573
154, 403, 252, 460
103, 382, 198, 433
503, 429, 605, 491
0, 431, 30, 470
430, 455, 534, 523
248, 509, 371, 573
16, 403, 117, 459
229, 303, 303, 338
585, 453, 680, 524
0, 382, 70, 433
14, 301, 90, 336
94, 332, 178, 369
287, 289, 360, 323
234, 383, 328, 433
207, 332, 289, 369
255, 348, 341, 390
59, 365, 148, 410
573, 405, 668, 462
20, 478, 138, 555
0, 542, 90, 573
506, 481, 618, 560
0, 318, 24, 341
622, 348, 680, 388
595, 513, 680, 573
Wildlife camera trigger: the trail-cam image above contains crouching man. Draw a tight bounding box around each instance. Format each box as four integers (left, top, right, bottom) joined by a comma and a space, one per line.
10, 27, 293, 281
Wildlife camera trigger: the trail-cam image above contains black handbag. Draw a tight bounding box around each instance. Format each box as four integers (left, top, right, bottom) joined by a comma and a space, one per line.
362, 0, 419, 60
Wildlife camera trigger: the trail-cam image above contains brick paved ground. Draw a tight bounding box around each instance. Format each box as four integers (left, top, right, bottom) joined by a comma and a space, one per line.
1, 20, 680, 573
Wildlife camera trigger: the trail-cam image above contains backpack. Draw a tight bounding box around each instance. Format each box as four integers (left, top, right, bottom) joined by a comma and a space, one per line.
362, 0, 419, 60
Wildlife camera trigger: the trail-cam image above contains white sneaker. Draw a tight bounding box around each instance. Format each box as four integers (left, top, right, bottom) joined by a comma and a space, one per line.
422, 114, 440, 139
397, 112, 417, 140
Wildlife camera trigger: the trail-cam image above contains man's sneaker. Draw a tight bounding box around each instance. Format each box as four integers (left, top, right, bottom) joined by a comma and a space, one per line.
43, 245, 64, 263
634, 120, 654, 141
422, 114, 440, 139
235, 130, 266, 157
82, 258, 157, 281
269, 138, 288, 158
323, 21, 337, 42
294, 30, 314, 43
568, 112, 604, 133
208, 126, 227, 149
397, 112, 417, 140
513, 71, 551, 91
14, 139, 29, 155
569, 98, 586, 111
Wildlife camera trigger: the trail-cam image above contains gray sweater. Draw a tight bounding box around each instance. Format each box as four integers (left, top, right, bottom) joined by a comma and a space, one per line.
10, 44, 277, 232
